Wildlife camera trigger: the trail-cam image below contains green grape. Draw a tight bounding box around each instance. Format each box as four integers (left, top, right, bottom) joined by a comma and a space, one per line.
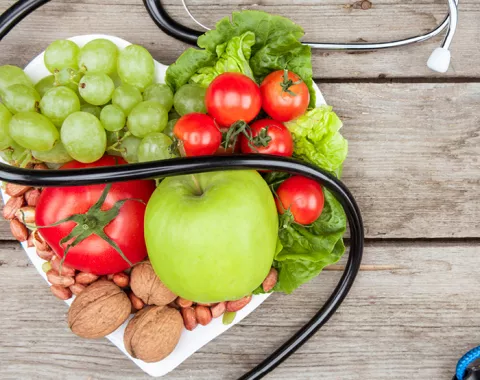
80, 104, 101, 118
35, 75, 55, 97
127, 101, 168, 138
61, 112, 106, 163
117, 44, 154, 91
78, 39, 118, 75
137, 133, 175, 162
119, 135, 141, 163
143, 83, 174, 111
0, 141, 27, 166
40, 86, 80, 127
111, 84, 142, 115
32, 141, 72, 164
173, 84, 206, 116
3, 84, 40, 114
163, 118, 178, 139
44, 40, 79, 73
9, 112, 59, 151
0, 104, 14, 150
100, 104, 125, 132
55, 68, 83, 91
0, 65, 34, 97
78, 73, 114, 105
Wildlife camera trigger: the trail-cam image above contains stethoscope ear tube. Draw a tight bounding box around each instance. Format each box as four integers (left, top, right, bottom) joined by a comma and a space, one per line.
0, 155, 364, 379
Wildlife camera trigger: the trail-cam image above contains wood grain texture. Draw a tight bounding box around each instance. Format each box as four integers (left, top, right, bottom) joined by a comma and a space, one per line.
1, 82, 478, 240
1, 240, 479, 379
0, 0, 478, 78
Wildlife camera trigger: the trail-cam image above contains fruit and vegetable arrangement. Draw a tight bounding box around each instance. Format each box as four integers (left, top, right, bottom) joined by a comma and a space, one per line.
0, 10, 348, 366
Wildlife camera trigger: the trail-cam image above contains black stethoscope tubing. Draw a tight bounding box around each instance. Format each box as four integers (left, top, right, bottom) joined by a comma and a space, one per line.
0, 2, 364, 379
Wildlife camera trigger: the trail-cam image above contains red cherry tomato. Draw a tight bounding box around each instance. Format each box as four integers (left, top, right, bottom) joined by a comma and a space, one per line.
240, 119, 293, 156
275, 176, 324, 225
174, 113, 222, 156
260, 70, 310, 122
205, 73, 261, 127
35, 156, 155, 275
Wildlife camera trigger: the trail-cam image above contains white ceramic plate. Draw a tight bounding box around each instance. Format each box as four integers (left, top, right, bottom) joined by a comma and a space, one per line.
0, 34, 326, 377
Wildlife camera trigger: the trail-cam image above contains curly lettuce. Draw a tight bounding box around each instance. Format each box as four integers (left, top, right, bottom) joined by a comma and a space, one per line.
190, 31, 255, 87
286, 106, 348, 174
165, 11, 315, 105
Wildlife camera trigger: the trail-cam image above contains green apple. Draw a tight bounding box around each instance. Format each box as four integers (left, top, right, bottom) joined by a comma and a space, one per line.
145, 170, 278, 303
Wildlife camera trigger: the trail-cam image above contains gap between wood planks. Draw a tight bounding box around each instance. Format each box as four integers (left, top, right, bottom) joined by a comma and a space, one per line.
315, 77, 480, 83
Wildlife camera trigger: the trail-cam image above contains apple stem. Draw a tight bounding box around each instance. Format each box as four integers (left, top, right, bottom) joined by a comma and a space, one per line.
190, 174, 203, 196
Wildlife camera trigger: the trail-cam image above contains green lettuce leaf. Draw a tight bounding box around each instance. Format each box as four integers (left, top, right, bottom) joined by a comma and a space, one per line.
286, 106, 348, 174
165, 49, 216, 92
273, 238, 345, 294
197, 10, 304, 54
253, 189, 346, 295
190, 31, 255, 87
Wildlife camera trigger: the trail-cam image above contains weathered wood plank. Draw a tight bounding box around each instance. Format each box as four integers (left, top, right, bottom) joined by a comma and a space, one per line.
0, 0, 478, 78
1, 240, 478, 379
1, 82, 478, 239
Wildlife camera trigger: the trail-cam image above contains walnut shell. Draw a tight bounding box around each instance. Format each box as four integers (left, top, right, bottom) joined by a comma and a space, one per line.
130, 262, 177, 306
124, 306, 183, 363
67, 280, 131, 339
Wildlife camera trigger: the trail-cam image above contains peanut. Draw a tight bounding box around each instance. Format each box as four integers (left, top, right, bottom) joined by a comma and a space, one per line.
34, 163, 48, 170
27, 232, 34, 247
197, 302, 212, 307
70, 283, 86, 296
262, 268, 278, 292
107, 273, 114, 281
129, 291, 145, 311
36, 248, 54, 261
50, 256, 76, 277
2, 196, 24, 220
15, 206, 35, 224
112, 272, 129, 288
50, 284, 72, 300
181, 307, 197, 331
5, 183, 31, 197
75, 272, 99, 285
10, 219, 28, 241
47, 269, 75, 287
195, 305, 212, 326
24, 188, 41, 206
210, 302, 226, 318
226, 295, 252, 312
32, 230, 50, 251
176, 297, 193, 308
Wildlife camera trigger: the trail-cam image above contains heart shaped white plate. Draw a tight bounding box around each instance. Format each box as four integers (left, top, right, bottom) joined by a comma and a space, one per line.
1, 34, 326, 377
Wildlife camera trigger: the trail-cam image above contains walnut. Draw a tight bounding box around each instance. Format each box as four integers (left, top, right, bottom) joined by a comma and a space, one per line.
124, 306, 183, 363
130, 262, 177, 306
67, 280, 131, 339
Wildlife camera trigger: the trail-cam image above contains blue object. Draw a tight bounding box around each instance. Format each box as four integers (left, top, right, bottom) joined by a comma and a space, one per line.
456, 346, 480, 380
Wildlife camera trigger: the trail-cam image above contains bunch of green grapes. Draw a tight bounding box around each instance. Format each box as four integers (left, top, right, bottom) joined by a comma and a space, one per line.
0, 38, 207, 167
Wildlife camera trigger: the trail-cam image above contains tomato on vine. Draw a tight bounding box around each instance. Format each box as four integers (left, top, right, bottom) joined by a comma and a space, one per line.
35, 156, 155, 275
205, 73, 261, 127
275, 176, 324, 225
260, 70, 310, 122
173, 113, 222, 156
240, 119, 293, 157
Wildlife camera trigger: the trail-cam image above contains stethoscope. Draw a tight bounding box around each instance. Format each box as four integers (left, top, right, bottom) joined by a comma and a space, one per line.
0, 0, 465, 379
143, 0, 459, 74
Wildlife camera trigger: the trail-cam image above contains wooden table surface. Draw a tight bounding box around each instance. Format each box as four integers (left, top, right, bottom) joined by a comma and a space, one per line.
1, 1, 479, 379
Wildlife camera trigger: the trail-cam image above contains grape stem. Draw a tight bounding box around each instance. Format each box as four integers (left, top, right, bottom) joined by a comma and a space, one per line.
107, 131, 131, 151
